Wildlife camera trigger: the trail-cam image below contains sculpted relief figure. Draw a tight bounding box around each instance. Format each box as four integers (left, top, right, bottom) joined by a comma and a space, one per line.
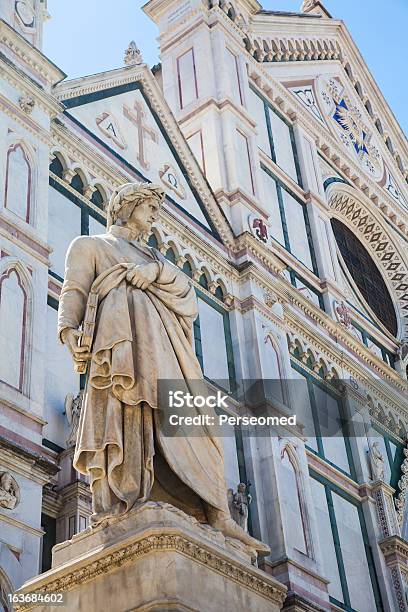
0, 472, 20, 510
58, 182, 268, 553
228, 483, 252, 532
368, 441, 385, 481
65, 390, 84, 447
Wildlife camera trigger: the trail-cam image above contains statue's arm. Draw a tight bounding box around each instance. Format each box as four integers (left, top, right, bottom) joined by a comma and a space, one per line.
153, 249, 193, 292
57, 236, 96, 343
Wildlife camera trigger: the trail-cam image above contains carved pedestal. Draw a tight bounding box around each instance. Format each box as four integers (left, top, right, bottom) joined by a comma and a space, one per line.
14, 502, 286, 612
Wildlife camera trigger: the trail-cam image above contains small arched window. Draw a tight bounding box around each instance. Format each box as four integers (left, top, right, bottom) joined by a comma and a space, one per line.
214, 286, 225, 302
344, 63, 353, 80
354, 82, 363, 98
5, 143, 32, 222
70, 173, 84, 195
375, 118, 384, 135
165, 248, 176, 264
148, 233, 159, 249
91, 187, 105, 209
331, 219, 397, 335
386, 137, 394, 154
365, 100, 373, 117
396, 155, 404, 173
280, 446, 310, 556
182, 260, 193, 278
264, 335, 286, 404
227, 5, 236, 21
199, 273, 209, 290
49, 154, 64, 178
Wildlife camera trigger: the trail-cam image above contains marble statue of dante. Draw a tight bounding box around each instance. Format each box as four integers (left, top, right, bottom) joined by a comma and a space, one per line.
58, 182, 268, 553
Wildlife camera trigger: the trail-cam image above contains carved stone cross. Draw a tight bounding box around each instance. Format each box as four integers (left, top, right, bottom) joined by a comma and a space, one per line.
123, 101, 158, 170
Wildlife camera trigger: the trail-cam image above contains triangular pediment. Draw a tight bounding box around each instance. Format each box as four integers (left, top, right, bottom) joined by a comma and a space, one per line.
56, 69, 230, 240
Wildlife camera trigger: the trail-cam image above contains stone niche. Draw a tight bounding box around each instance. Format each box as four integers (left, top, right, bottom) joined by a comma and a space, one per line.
14, 502, 286, 612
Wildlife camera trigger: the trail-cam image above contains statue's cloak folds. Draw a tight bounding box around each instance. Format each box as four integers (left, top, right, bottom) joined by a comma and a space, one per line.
58, 229, 228, 523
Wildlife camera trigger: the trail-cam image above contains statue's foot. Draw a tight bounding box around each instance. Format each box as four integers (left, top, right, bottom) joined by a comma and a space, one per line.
207, 511, 270, 555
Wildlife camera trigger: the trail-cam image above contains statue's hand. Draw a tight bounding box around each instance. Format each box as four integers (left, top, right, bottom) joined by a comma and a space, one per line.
126, 262, 159, 290
61, 328, 92, 363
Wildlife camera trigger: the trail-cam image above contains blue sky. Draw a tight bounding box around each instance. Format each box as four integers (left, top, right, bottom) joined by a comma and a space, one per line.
43, 1, 407, 134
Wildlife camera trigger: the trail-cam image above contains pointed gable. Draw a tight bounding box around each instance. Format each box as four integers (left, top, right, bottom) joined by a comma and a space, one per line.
57, 71, 226, 237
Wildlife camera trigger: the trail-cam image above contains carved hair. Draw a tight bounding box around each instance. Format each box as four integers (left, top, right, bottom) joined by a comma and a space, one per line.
107, 182, 165, 228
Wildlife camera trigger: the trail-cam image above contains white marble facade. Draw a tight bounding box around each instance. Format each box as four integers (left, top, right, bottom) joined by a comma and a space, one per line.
1, 1, 408, 611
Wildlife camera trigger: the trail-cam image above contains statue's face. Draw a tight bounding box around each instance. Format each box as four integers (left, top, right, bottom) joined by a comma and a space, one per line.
2, 474, 12, 490
127, 196, 160, 233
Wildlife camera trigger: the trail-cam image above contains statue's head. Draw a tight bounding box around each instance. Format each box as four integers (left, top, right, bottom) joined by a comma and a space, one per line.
1, 473, 12, 491
107, 182, 165, 234
237, 483, 246, 493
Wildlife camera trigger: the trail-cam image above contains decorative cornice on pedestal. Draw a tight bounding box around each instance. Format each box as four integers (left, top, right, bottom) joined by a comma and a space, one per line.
15, 502, 287, 612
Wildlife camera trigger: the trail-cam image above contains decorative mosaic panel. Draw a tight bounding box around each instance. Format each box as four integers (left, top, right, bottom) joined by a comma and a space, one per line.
318, 76, 384, 181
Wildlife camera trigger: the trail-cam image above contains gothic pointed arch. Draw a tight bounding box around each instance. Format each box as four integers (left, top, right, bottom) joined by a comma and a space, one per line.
4, 140, 35, 223
326, 183, 408, 341
263, 332, 288, 405
0, 257, 33, 393
279, 441, 314, 558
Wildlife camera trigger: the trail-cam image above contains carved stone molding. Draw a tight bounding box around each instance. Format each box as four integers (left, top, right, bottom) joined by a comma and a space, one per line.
329, 190, 408, 333
18, 95, 35, 114
124, 41, 143, 66
333, 300, 352, 329
372, 481, 400, 539
244, 32, 340, 65
14, 502, 287, 612
396, 448, 408, 526
379, 536, 408, 612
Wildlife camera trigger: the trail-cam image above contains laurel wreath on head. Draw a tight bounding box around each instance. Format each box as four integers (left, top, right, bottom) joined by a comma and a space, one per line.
107, 182, 165, 228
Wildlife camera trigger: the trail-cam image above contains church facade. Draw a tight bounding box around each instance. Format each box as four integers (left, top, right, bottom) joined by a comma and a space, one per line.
0, 0, 408, 610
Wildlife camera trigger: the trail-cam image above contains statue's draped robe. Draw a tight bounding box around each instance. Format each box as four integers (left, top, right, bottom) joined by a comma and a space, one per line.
58, 225, 229, 524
